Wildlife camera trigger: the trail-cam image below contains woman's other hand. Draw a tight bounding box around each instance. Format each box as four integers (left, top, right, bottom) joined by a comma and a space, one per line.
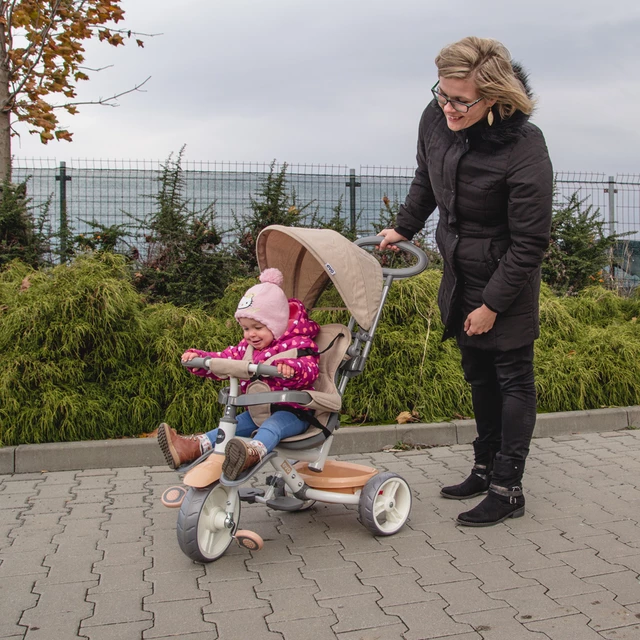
464, 305, 497, 336
377, 228, 408, 252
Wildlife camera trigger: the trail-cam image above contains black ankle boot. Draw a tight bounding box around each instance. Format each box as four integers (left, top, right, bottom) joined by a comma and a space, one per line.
440, 464, 491, 500
456, 484, 525, 526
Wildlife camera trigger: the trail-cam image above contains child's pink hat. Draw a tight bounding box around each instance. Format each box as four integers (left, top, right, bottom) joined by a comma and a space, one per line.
235, 268, 289, 339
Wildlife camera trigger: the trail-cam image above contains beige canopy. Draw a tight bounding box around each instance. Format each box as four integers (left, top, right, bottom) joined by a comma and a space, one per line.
256, 225, 383, 331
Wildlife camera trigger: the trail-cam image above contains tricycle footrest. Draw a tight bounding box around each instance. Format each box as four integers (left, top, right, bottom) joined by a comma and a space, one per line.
266, 496, 306, 511
238, 488, 265, 504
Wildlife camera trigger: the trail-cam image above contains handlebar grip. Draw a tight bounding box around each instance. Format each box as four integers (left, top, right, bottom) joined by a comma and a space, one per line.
182, 357, 210, 369
355, 235, 429, 279
250, 363, 285, 378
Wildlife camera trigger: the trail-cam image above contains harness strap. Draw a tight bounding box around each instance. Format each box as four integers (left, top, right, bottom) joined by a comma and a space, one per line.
271, 404, 332, 439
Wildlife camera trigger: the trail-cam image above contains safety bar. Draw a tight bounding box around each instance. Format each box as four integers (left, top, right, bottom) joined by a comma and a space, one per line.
182, 357, 284, 378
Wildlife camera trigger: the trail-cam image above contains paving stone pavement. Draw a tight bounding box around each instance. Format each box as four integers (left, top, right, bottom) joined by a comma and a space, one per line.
2, 429, 640, 640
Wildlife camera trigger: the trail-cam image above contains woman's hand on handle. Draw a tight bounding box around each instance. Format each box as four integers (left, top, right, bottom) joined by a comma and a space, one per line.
377, 228, 408, 252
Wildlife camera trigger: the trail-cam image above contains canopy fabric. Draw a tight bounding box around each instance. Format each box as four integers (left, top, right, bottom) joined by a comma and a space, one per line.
255, 225, 383, 331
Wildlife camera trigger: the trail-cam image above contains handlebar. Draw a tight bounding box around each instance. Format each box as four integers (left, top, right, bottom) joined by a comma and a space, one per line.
181, 357, 284, 378
182, 357, 211, 369
355, 235, 429, 279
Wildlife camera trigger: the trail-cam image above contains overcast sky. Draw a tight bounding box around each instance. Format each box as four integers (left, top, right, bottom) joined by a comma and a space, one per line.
12, 0, 640, 175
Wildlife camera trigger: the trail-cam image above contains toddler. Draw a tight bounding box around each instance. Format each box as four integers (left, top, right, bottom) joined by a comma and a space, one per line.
157, 268, 320, 480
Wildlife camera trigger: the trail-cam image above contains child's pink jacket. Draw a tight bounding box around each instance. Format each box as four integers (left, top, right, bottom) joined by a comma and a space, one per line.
188, 299, 320, 396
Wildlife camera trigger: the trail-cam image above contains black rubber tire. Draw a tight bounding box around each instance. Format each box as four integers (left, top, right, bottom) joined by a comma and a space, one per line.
358, 471, 412, 536
176, 483, 240, 563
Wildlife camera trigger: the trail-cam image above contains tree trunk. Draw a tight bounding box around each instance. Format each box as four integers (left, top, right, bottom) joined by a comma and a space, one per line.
0, 58, 11, 180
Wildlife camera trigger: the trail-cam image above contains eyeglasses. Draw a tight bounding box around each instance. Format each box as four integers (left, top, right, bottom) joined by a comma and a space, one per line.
431, 82, 484, 113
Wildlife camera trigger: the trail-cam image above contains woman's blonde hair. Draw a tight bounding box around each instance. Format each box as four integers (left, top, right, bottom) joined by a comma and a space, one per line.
435, 36, 535, 119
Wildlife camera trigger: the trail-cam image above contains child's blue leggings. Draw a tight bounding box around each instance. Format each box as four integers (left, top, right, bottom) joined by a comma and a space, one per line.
205, 409, 309, 452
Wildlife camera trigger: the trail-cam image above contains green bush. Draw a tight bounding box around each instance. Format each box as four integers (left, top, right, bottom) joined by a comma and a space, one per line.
542, 191, 629, 295
128, 147, 244, 308
0, 177, 51, 269
1, 254, 640, 446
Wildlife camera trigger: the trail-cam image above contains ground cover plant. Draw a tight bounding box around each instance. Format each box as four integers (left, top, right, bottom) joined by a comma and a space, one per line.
1, 252, 640, 446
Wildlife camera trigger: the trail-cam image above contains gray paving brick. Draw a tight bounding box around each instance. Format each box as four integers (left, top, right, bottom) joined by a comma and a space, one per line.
582, 533, 640, 560
401, 554, 475, 586
200, 577, 264, 614
487, 541, 566, 572
269, 613, 339, 640
84, 588, 153, 627
344, 549, 414, 579
0, 574, 38, 638
361, 571, 439, 608
143, 598, 216, 638
599, 519, 640, 543
584, 570, 640, 605
336, 623, 410, 640
552, 548, 627, 578
40, 549, 103, 585
60, 502, 107, 521
20, 581, 95, 638
302, 565, 376, 600
556, 591, 639, 632
198, 553, 255, 583
145, 568, 207, 604
423, 579, 510, 616
96, 540, 149, 566
88, 563, 147, 593
0, 547, 51, 578
385, 531, 449, 561
251, 560, 316, 592
257, 585, 328, 624
456, 523, 530, 551
0, 493, 29, 509
317, 592, 403, 634
408, 519, 473, 543
205, 606, 282, 640
79, 620, 154, 640
289, 542, 345, 571
488, 584, 578, 622
519, 566, 605, 599
435, 538, 504, 567
244, 537, 300, 566
455, 606, 550, 639
6, 526, 60, 552
385, 597, 474, 639
99, 522, 149, 545
600, 624, 640, 639
463, 559, 541, 592
514, 528, 590, 554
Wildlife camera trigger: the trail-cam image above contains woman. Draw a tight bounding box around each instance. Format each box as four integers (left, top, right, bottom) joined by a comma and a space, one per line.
379, 36, 553, 527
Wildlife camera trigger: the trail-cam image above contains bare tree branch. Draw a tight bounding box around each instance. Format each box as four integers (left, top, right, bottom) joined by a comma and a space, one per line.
49, 75, 151, 109
78, 64, 114, 72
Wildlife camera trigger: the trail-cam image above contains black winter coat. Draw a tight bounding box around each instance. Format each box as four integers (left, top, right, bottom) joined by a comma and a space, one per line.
395, 84, 553, 352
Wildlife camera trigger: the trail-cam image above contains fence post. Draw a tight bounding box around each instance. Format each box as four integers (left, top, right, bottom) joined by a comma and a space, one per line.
607, 175, 617, 236
55, 161, 72, 261
345, 168, 360, 235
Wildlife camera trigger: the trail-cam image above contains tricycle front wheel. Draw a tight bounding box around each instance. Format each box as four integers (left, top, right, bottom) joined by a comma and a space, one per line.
176, 483, 240, 563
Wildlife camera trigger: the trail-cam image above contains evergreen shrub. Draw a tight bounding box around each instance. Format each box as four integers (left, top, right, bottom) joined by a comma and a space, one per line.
1, 255, 640, 446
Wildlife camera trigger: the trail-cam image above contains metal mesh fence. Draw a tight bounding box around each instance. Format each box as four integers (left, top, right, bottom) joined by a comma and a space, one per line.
11, 159, 640, 282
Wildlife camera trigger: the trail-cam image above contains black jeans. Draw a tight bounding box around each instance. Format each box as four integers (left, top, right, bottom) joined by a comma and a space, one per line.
459, 343, 537, 468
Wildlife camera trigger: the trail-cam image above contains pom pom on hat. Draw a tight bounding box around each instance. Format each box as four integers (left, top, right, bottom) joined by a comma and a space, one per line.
259, 268, 284, 287
235, 268, 290, 339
